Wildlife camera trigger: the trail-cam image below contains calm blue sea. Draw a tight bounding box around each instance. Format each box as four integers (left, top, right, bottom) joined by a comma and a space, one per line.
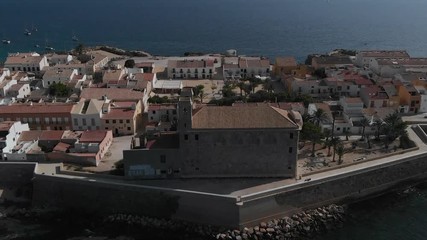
2, 0, 427, 62
2, 0, 427, 238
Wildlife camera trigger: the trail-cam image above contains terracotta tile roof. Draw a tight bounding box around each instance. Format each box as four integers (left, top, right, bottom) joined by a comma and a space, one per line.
312, 56, 352, 65
142, 73, 155, 81
5, 53, 43, 65
53, 142, 71, 152
19, 130, 42, 142
192, 105, 298, 129
0, 121, 16, 131
361, 86, 389, 99
168, 59, 214, 68
275, 57, 297, 67
102, 108, 135, 119
8, 83, 27, 92
343, 97, 363, 104
359, 50, 410, 58
148, 104, 177, 111
80, 88, 144, 101
0, 103, 74, 114
79, 130, 108, 143
43, 69, 75, 79
39, 131, 64, 141
239, 58, 270, 68
377, 58, 427, 66
135, 62, 154, 68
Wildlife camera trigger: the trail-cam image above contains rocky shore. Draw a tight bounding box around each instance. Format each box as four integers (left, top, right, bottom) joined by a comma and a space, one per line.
105, 204, 346, 240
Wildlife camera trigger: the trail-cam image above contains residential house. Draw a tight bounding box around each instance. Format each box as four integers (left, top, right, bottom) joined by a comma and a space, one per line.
80, 88, 146, 102
0, 103, 74, 130
360, 86, 390, 108
146, 104, 178, 133
71, 99, 104, 131
355, 50, 410, 67
414, 85, 427, 113
103, 69, 127, 85
135, 62, 154, 73
397, 84, 421, 113
274, 57, 298, 77
311, 56, 353, 69
0, 80, 18, 98
101, 100, 143, 136
0, 69, 10, 82
168, 59, 216, 79
47, 54, 73, 66
42, 69, 81, 88
238, 58, 270, 78
4, 52, 48, 73
123, 91, 302, 179
0, 121, 30, 160
6, 83, 31, 99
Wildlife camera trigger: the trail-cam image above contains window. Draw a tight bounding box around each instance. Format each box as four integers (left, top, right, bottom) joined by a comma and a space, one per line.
289, 147, 293, 153
152, 110, 156, 114
120, 120, 123, 123
51, 117, 56, 124
57, 118, 62, 123
290, 133, 294, 139
126, 120, 130, 123
35, 118, 40, 123
45, 118, 50, 124
160, 170, 167, 174
113, 120, 116, 124
160, 155, 166, 163
73, 118, 78, 126
82, 119, 86, 126
105, 127, 109, 130
127, 127, 131, 130
106, 120, 109, 124
184, 134, 188, 140
195, 134, 199, 140
91, 118, 95, 125
64, 118, 69, 123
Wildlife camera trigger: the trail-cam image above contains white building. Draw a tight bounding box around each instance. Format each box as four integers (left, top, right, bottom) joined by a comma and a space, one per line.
71, 99, 104, 131
167, 59, 216, 79
0, 80, 18, 98
42, 69, 80, 88
0, 121, 30, 160
6, 83, 31, 99
4, 52, 48, 73
47, 54, 73, 66
0, 69, 10, 82
355, 50, 410, 68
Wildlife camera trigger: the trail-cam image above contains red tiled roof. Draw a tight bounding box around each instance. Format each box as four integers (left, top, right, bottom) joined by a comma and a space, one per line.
102, 108, 135, 119
135, 62, 154, 68
53, 142, 71, 152
79, 130, 108, 143
19, 130, 42, 142
39, 131, 64, 141
142, 73, 154, 81
0, 103, 74, 114
80, 88, 144, 101
148, 104, 176, 111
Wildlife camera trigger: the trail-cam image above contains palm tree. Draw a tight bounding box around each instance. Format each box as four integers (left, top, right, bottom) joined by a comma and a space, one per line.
373, 119, 383, 140
263, 79, 274, 93
301, 122, 324, 157
311, 109, 328, 126
343, 128, 350, 141
360, 117, 370, 140
331, 137, 340, 162
336, 142, 345, 164
236, 81, 245, 96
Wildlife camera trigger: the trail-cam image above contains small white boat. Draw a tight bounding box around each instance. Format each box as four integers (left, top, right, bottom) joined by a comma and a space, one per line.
24, 29, 31, 36
45, 46, 54, 51
2, 39, 11, 44
34, 44, 40, 48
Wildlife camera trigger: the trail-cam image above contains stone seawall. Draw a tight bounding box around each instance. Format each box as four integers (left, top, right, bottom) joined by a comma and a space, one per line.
0, 163, 36, 203
22, 151, 427, 229
237, 152, 427, 227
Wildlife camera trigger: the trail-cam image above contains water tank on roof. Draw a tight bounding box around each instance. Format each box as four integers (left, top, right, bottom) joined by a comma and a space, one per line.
226, 49, 237, 57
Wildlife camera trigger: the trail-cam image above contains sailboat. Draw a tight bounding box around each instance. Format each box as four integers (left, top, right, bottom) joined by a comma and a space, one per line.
2, 39, 11, 44
45, 39, 54, 51
72, 35, 79, 42
24, 29, 31, 36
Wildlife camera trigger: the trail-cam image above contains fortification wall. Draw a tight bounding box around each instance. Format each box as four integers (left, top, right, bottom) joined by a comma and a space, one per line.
0, 162, 37, 202
238, 152, 427, 227
32, 175, 238, 227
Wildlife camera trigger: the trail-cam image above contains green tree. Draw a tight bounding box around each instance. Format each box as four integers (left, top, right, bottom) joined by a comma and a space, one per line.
336, 142, 345, 164
263, 79, 274, 93
310, 109, 328, 126
48, 82, 71, 97
192, 84, 205, 103
124, 59, 135, 68
373, 119, 383, 140
236, 81, 245, 97
301, 122, 324, 157
75, 43, 85, 55
360, 117, 370, 140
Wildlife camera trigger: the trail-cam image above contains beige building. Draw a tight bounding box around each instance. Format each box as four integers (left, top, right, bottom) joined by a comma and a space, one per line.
124, 90, 302, 179
4, 52, 48, 73
101, 100, 143, 136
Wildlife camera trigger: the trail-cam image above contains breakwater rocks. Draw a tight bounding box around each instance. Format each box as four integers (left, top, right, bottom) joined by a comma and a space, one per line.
105, 204, 346, 240
97, 46, 151, 57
